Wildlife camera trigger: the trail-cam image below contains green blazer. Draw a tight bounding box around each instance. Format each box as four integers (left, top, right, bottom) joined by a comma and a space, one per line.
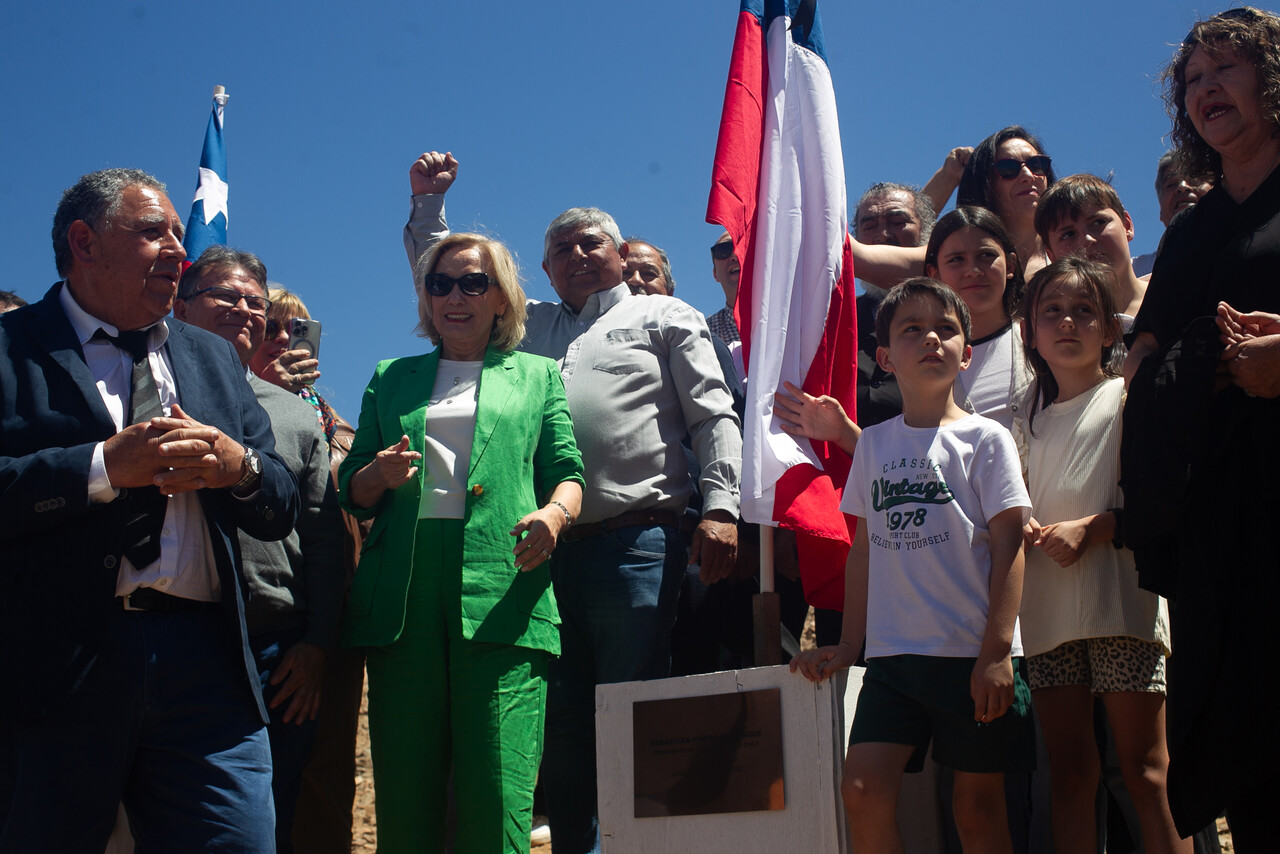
338, 347, 583, 654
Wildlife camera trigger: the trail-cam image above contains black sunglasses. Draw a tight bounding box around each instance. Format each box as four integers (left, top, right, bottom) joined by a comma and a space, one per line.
993, 156, 1052, 180
265, 317, 300, 338
710, 241, 735, 260
422, 272, 493, 297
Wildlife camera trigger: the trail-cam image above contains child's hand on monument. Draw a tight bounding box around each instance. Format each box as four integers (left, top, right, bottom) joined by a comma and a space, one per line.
790, 641, 858, 683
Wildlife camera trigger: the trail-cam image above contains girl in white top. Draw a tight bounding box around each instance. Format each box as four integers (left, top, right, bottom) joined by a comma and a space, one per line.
1017, 257, 1183, 854
924, 207, 1036, 431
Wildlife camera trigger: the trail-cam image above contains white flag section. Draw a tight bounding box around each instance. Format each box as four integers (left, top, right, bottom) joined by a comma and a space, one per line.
193, 167, 229, 226
740, 14, 848, 526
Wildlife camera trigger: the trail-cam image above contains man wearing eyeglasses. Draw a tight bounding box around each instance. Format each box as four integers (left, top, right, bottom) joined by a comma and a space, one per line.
174, 246, 344, 854
0, 169, 299, 851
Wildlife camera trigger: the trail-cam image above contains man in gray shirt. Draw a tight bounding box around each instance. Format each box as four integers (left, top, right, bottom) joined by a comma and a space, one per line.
404, 151, 742, 854
174, 245, 344, 854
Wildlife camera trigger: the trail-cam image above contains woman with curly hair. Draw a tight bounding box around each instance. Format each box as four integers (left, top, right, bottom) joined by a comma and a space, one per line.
1123, 8, 1280, 848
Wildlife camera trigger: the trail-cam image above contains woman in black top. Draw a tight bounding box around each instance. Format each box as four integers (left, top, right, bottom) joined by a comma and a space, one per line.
1124, 9, 1280, 848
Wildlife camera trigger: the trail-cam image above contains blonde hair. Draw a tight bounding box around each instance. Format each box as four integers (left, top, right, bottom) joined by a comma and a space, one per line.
415, 233, 527, 352
265, 284, 310, 323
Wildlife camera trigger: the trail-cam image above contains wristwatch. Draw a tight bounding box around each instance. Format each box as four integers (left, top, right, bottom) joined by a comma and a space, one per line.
232, 447, 263, 494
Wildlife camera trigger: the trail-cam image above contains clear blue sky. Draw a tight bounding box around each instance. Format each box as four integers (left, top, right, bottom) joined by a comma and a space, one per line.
0, 1, 1223, 415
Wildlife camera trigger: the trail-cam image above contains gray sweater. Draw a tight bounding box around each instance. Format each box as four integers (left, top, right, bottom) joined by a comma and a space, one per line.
240, 375, 344, 650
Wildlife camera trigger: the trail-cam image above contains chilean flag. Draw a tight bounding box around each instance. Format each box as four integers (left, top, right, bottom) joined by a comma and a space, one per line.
706, 0, 857, 610
182, 86, 229, 263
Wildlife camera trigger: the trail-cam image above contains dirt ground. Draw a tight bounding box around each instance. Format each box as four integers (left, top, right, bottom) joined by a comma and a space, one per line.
351, 695, 377, 853
347, 607, 1232, 852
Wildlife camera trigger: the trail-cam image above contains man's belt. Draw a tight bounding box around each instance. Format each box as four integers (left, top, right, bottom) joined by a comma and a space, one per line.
120, 587, 219, 613
560, 509, 682, 542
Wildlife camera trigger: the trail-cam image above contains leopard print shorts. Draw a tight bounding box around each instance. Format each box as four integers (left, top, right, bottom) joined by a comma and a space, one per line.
1026, 636, 1166, 694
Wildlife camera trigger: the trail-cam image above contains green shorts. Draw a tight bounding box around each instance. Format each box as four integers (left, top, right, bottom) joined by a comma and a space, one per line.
849, 654, 1035, 774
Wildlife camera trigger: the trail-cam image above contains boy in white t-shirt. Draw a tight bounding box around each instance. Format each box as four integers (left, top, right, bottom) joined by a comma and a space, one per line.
791, 278, 1034, 854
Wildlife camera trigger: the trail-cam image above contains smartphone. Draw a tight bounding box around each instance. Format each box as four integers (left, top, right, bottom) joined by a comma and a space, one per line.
288, 318, 322, 360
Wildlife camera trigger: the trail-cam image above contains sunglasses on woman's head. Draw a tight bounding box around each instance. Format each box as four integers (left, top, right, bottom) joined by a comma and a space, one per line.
993, 156, 1052, 180
1185, 7, 1264, 45
422, 272, 493, 297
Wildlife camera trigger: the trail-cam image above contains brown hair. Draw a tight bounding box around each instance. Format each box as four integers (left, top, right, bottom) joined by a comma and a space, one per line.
923, 206, 1026, 323
1034, 174, 1128, 247
1021, 257, 1124, 431
1163, 7, 1280, 180
875, 277, 973, 349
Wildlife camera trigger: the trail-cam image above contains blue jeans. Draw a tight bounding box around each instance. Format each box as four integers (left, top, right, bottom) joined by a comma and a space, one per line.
253, 626, 320, 854
542, 523, 685, 854
0, 610, 274, 854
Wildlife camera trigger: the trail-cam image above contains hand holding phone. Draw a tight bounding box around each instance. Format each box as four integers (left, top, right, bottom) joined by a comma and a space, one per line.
288, 318, 322, 360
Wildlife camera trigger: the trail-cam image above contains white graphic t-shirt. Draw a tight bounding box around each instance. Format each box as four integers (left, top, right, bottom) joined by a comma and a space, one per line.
841, 413, 1031, 659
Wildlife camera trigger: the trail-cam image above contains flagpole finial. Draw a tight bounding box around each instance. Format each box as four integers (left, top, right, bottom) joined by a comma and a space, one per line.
212, 85, 229, 107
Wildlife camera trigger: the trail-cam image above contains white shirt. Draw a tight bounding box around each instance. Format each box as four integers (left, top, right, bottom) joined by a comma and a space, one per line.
418, 359, 482, 520
960, 325, 1017, 430
60, 286, 220, 601
842, 413, 1030, 659
1015, 378, 1170, 657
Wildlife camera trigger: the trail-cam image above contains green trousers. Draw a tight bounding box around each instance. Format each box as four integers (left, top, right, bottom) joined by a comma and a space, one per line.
365, 518, 549, 854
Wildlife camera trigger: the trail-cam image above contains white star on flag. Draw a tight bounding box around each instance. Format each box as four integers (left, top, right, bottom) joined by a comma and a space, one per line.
193, 167, 228, 226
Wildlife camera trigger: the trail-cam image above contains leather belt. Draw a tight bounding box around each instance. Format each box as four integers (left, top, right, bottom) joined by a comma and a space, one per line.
120, 587, 219, 613
560, 509, 682, 542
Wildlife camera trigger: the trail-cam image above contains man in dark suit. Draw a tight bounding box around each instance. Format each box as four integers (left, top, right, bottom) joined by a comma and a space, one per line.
0, 168, 299, 853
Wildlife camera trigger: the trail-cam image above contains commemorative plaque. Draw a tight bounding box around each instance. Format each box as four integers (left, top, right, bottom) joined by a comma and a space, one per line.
631, 687, 784, 818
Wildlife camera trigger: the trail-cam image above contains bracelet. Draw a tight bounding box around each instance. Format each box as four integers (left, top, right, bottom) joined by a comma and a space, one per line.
550, 500, 574, 528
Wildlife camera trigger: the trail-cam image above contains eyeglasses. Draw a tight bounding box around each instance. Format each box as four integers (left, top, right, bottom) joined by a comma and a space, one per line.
422, 272, 494, 297
186, 286, 271, 314
710, 241, 735, 260
993, 156, 1052, 180
1185, 7, 1263, 45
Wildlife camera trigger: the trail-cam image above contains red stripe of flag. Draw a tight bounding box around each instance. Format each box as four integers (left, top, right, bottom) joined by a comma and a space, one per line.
707, 1, 855, 611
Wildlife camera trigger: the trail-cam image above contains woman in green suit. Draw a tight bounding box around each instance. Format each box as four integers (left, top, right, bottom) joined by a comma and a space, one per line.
339, 233, 584, 854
